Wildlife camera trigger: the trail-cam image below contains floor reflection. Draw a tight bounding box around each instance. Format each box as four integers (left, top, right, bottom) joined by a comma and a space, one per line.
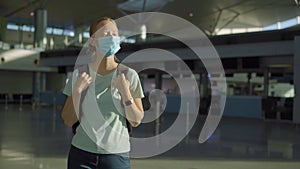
0, 104, 299, 169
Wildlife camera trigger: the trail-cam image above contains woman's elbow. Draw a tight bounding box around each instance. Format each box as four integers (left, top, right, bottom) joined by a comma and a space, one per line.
130, 120, 141, 127
130, 114, 144, 127
61, 111, 73, 128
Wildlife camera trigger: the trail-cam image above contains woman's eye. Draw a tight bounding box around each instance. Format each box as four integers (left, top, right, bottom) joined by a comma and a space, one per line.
102, 31, 118, 36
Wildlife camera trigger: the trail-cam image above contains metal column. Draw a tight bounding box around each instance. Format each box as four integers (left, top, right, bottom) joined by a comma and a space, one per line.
154, 72, 162, 144
264, 68, 269, 97
33, 8, 47, 107
33, 72, 41, 108
155, 72, 162, 90
41, 72, 46, 92
75, 27, 83, 45
19, 24, 24, 48
293, 36, 300, 124
201, 73, 209, 99
34, 9, 47, 48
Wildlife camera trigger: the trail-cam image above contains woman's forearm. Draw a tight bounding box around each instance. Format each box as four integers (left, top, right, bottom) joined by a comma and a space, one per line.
120, 89, 144, 127
72, 90, 82, 117
61, 96, 79, 127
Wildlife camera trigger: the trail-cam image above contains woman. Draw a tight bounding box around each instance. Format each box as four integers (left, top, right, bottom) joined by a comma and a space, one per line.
61, 17, 144, 169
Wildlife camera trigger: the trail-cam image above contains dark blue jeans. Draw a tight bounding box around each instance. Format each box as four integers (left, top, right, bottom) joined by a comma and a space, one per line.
68, 145, 130, 169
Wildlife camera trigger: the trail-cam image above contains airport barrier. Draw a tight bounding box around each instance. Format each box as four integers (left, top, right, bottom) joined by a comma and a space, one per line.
11, 94, 32, 103
0, 93, 8, 103
0, 93, 32, 104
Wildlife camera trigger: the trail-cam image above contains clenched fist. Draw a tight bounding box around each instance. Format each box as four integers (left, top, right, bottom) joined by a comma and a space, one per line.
113, 73, 130, 96
74, 72, 93, 93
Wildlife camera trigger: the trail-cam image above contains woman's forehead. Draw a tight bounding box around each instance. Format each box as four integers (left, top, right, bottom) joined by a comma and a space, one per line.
96, 21, 118, 32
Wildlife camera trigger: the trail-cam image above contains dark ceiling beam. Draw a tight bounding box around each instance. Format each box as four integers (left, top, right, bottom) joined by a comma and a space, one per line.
212, 9, 223, 35
198, 0, 249, 20
217, 10, 240, 32
221, 0, 250, 11
4, 0, 40, 17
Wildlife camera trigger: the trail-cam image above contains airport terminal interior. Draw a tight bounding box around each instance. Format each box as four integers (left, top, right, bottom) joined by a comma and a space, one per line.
1, 0, 300, 169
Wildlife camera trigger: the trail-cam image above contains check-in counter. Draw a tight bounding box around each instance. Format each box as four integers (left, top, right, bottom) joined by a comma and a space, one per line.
223, 96, 262, 118
164, 95, 262, 119
164, 94, 199, 114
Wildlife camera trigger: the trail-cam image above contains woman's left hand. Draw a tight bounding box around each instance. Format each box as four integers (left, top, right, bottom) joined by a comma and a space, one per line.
113, 73, 130, 96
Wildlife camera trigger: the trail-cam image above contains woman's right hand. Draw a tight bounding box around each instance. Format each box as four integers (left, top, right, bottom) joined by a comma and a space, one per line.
74, 72, 93, 93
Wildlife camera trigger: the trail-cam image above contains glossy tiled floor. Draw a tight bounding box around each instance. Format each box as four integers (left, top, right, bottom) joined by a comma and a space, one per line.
1, 104, 300, 169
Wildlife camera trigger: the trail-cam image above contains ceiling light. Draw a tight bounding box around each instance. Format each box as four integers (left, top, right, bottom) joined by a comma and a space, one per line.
140, 24, 147, 40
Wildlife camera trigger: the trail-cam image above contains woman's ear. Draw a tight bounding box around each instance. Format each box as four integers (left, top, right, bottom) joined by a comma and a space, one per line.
88, 38, 97, 48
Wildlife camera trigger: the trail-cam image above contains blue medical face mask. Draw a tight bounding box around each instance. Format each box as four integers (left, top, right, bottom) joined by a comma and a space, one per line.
98, 36, 121, 57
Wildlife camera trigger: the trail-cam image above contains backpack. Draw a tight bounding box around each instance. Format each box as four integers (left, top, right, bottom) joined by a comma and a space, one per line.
72, 64, 132, 135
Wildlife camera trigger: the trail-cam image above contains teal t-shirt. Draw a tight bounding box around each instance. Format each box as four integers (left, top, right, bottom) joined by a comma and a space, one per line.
63, 65, 144, 154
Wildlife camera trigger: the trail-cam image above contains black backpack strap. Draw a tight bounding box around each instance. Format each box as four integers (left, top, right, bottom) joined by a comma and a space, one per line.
72, 121, 80, 134
117, 63, 129, 76
72, 64, 90, 134
117, 64, 133, 135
